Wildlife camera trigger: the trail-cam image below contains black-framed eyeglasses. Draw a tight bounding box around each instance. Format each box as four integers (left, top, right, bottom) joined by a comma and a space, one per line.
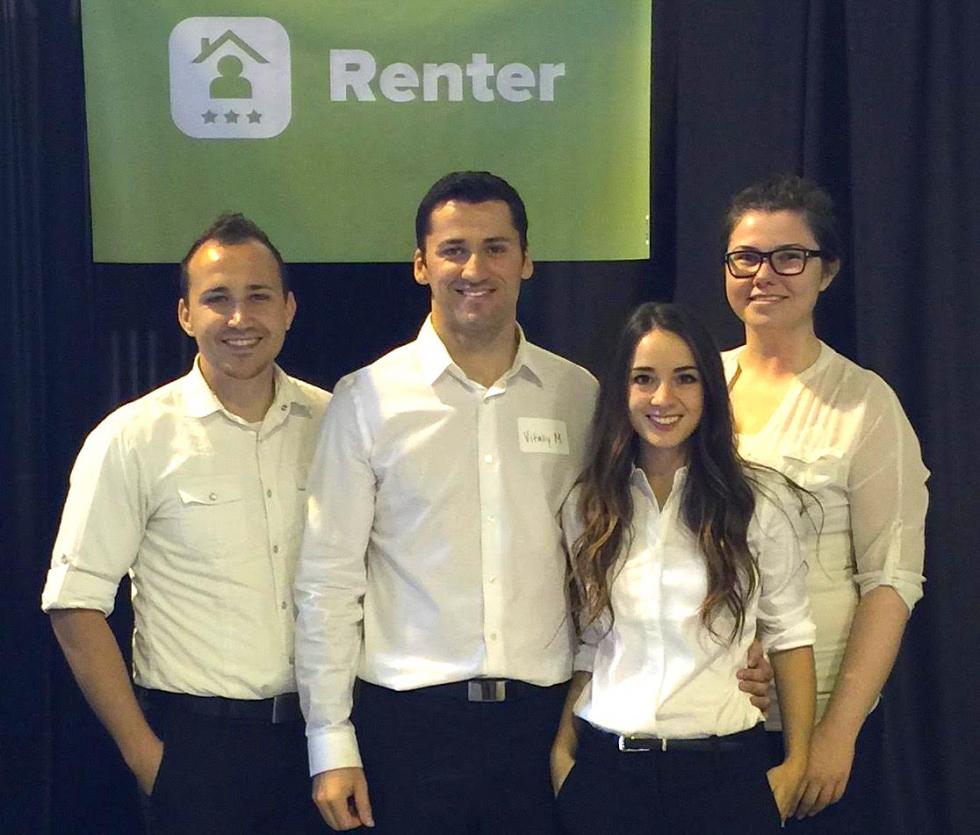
724, 247, 826, 278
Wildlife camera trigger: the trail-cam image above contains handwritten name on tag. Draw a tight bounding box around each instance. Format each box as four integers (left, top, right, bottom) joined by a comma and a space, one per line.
518, 418, 570, 455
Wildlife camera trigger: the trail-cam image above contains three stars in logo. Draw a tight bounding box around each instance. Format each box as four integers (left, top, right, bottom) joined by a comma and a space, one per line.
200, 109, 262, 125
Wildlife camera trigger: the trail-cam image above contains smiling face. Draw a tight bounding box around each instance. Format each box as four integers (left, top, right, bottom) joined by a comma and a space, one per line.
628, 327, 705, 474
178, 238, 295, 394
725, 209, 838, 335
414, 199, 533, 345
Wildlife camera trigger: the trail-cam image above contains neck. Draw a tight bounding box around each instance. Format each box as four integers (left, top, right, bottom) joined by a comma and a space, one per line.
638, 445, 687, 506
741, 322, 821, 376
432, 314, 520, 388
199, 361, 276, 422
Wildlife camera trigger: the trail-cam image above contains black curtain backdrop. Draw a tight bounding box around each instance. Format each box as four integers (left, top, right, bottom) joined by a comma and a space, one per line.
3, 2, 977, 832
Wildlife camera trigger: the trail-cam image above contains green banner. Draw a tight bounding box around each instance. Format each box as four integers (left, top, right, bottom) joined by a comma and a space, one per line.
81, 1, 651, 262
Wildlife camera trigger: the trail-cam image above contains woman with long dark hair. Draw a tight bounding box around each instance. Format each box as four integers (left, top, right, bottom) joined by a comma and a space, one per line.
550, 302, 816, 833
720, 175, 928, 831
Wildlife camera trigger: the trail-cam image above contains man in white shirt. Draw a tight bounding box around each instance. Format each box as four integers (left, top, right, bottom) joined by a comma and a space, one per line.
295, 171, 599, 833
42, 214, 330, 835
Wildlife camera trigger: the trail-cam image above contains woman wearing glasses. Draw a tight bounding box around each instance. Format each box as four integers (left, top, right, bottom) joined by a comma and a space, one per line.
721, 175, 929, 831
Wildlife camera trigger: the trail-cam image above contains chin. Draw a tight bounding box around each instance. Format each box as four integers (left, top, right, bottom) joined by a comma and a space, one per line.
219, 361, 274, 381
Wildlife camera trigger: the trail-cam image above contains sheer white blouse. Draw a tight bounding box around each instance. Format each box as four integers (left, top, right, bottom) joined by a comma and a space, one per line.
722, 342, 929, 726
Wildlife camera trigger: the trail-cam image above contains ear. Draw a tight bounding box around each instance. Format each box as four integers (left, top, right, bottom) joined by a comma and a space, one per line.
520, 250, 534, 281
413, 249, 430, 286
284, 291, 297, 331
177, 297, 194, 337
819, 258, 840, 292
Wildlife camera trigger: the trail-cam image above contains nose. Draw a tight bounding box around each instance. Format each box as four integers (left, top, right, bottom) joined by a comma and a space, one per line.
650, 380, 675, 405
752, 254, 779, 284
461, 251, 483, 280
226, 302, 246, 327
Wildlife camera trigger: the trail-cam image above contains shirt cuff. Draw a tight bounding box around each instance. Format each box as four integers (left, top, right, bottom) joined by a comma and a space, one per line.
307, 723, 363, 776
854, 570, 924, 613
761, 617, 816, 655
572, 641, 597, 672
40, 563, 118, 615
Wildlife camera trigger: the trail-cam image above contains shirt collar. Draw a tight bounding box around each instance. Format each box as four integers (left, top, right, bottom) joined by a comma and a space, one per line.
415, 315, 542, 387
181, 356, 300, 421
630, 464, 689, 502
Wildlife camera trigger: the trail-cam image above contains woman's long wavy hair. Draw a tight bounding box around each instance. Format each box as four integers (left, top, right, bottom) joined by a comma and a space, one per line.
569, 302, 760, 644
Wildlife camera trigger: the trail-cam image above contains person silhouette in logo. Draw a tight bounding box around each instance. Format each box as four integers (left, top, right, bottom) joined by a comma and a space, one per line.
210, 54, 251, 99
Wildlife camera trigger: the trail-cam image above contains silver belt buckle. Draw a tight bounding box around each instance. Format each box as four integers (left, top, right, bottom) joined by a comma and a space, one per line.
467, 679, 506, 702
618, 735, 667, 752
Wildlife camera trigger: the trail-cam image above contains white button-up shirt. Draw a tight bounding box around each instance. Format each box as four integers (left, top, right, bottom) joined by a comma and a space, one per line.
723, 342, 928, 726
42, 360, 330, 699
295, 318, 598, 774
564, 468, 815, 739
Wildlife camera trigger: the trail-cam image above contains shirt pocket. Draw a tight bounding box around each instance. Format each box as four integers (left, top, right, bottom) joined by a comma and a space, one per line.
776, 446, 845, 493
175, 475, 249, 557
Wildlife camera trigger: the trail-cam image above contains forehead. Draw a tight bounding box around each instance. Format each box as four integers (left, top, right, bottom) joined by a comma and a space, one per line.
633, 328, 696, 366
425, 199, 519, 244
186, 238, 283, 293
729, 209, 816, 245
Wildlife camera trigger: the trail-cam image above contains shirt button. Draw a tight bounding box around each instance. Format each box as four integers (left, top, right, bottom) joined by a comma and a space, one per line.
489, 632, 498, 641
288, 656, 295, 665
266, 489, 273, 498
280, 601, 288, 610
489, 576, 497, 584
209, 492, 217, 501
483, 454, 494, 464
280, 404, 288, 412
272, 545, 279, 554
487, 515, 496, 523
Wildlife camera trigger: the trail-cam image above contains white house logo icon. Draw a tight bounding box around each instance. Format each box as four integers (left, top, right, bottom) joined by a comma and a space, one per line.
169, 17, 291, 139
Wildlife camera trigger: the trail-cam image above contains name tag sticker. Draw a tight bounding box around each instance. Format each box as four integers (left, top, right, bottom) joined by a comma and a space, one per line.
518, 418, 570, 455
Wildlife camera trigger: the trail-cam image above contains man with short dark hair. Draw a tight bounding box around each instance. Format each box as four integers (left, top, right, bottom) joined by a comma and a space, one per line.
42, 213, 329, 834
295, 172, 599, 833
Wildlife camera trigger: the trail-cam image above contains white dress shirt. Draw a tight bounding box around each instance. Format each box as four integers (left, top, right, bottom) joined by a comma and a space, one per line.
564, 467, 815, 739
42, 360, 330, 700
723, 342, 928, 726
294, 317, 598, 774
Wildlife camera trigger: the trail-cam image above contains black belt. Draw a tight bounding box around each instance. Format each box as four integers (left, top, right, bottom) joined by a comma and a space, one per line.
580, 718, 762, 753
136, 687, 303, 724
359, 678, 562, 703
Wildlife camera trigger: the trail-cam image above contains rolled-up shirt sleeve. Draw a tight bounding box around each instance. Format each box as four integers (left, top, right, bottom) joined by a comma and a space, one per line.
848, 383, 929, 611
294, 375, 376, 776
754, 482, 816, 654
41, 416, 144, 615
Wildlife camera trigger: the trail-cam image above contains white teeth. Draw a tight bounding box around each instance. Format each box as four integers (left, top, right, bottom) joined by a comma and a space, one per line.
226, 338, 259, 347
649, 415, 680, 426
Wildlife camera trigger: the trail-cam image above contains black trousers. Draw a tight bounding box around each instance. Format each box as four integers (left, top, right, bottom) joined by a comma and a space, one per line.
557, 721, 783, 835
138, 692, 327, 835
353, 678, 568, 835
766, 705, 884, 833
